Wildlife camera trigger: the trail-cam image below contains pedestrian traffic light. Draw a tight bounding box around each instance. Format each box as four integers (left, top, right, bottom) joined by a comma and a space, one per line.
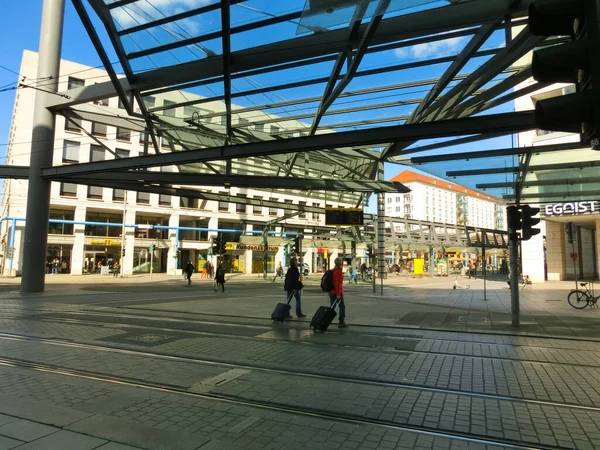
507, 205, 522, 232
521, 205, 541, 241
175, 250, 180, 258
530, 0, 600, 148
148, 244, 155, 253
122, 248, 126, 257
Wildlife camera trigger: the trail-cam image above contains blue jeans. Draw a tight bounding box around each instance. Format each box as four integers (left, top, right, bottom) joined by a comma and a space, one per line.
287, 290, 303, 315
329, 294, 346, 322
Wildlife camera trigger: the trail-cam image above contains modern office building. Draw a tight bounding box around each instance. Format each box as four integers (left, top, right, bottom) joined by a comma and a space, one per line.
0, 51, 362, 276
385, 170, 505, 229
515, 80, 600, 282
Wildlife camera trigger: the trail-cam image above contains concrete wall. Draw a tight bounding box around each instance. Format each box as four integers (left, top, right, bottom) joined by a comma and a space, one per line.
580, 227, 596, 279
520, 220, 546, 283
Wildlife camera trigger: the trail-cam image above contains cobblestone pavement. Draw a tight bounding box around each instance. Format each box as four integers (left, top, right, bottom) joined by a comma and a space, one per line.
0, 279, 600, 449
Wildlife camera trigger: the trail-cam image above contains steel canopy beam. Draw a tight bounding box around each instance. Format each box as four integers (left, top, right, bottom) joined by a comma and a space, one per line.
42, 111, 537, 177
221, 0, 232, 145
0, 166, 30, 179
479, 176, 600, 189
410, 142, 581, 164
49, 172, 408, 192
448, 160, 600, 177
54, 0, 527, 109
410, 23, 498, 123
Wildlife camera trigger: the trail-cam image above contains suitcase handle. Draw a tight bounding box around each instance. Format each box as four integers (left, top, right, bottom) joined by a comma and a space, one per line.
286, 290, 297, 304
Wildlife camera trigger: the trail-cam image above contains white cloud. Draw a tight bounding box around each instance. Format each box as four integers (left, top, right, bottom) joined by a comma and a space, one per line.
111, 0, 211, 30
394, 36, 467, 60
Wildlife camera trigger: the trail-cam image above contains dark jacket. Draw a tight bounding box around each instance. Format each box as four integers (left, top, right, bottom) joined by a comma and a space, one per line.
185, 263, 194, 275
284, 266, 303, 293
215, 268, 225, 282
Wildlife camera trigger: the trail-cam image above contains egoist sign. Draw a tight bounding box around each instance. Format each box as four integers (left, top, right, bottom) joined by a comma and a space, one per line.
543, 201, 599, 216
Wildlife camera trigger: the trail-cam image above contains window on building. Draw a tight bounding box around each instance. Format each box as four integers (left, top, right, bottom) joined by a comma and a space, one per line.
90, 145, 105, 162
238, 117, 249, 126
113, 188, 125, 202
115, 148, 129, 159
64, 117, 82, 133
91, 122, 107, 137
116, 127, 131, 142
387, 197, 392, 204
87, 185, 103, 200
137, 191, 150, 204
184, 106, 201, 118
180, 197, 197, 209
62, 140, 80, 163
220, 115, 227, 126
96, 97, 109, 106
143, 96, 155, 109
159, 194, 172, 206
395, 207, 401, 212
163, 100, 176, 117
252, 197, 263, 215
299, 201, 306, 219
312, 202, 320, 220
284, 199, 294, 212
219, 201, 229, 212
60, 182, 77, 197
395, 196, 401, 202
270, 125, 280, 134
269, 203, 278, 216
236, 195, 247, 213
161, 137, 170, 148
255, 123, 265, 132
67, 77, 84, 90
48, 211, 74, 235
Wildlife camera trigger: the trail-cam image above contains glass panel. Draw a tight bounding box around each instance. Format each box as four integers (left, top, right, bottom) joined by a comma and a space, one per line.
92, 122, 107, 137
116, 127, 131, 141
88, 186, 103, 199
137, 192, 150, 204
90, 145, 105, 162
65, 117, 82, 132
113, 189, 125, 202
67, 77, 85, 90
159, 194, 172, 206
60, 183, 77, 197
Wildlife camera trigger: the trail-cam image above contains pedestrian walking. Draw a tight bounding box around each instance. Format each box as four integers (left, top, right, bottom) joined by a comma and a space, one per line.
360, 262, 367, 281
283, 258, 306, 318
113, 261, 120, 278
272, 262, 283, 283
329, 257, 348, 328
52, 258, 59, 275
205, 260, 213, 279
184, 261, 195, 285
469, 260, 477, 279
215, 265, 225, 292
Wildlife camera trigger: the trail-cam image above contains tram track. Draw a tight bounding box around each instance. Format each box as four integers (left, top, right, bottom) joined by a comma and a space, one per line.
1, 331, 599, 415
0, 354, 565, 450
2, 306, 600, 370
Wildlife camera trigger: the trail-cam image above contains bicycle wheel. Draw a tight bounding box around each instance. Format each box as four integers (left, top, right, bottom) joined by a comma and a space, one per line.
568, 290, 590, 309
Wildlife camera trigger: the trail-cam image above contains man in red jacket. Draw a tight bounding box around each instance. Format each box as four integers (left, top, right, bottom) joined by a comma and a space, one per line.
329, 257, 348, 328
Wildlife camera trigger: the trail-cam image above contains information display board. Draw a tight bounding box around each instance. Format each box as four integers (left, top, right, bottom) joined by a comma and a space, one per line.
325, 208, 364, 226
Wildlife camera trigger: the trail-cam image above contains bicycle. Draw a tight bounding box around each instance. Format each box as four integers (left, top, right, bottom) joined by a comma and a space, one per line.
568, 283, 599, 309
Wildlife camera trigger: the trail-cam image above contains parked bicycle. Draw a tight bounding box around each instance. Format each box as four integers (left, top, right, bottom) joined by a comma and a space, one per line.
568, 282, 599, 309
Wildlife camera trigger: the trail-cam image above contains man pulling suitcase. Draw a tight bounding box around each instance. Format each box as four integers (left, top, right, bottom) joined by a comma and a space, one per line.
311, 257, 348, 332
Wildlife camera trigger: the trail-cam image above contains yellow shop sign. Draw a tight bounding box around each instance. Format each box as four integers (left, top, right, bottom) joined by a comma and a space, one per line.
90, 238, 119, 246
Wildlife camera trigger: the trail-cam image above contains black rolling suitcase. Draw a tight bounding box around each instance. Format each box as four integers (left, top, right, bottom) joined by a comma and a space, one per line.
271, 290, 296, 323
310, 299, 339, 333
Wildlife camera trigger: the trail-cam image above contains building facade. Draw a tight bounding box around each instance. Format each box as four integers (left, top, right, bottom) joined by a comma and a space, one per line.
0, 51, 359, 276
515, 80, 600, 282
385, 170, 505, 229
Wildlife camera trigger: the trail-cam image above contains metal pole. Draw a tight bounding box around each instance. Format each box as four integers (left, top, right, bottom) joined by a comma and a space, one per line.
377, 163, 385, 295
482, 235, 487, 301
21, 0, 65, 293
509, 232, 520, 327
150, 246, 154, 281
7, 219, 16, 272
120, 198, 126, 278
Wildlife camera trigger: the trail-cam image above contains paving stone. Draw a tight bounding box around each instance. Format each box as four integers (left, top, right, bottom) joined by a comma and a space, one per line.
0, 435, 22, 450
0, 420, 58, 442
13, 430, 106, 450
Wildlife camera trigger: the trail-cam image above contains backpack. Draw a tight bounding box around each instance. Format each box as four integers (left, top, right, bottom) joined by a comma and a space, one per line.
320, 269, 334, 292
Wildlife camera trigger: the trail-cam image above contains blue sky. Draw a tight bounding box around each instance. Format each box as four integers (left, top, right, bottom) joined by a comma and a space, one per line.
0, 0, 518, 200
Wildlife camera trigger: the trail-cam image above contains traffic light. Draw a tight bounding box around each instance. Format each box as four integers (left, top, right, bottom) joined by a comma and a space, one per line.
175, 250, 180, 258
122, 248, 126, 257
521, 205, 541, 241
530, 0, 600, 147
292, 235, 301, 254
217, 233, 226, 255
149, 244, 155, 253
367, 244, 373, 258
507, 205, 522, 232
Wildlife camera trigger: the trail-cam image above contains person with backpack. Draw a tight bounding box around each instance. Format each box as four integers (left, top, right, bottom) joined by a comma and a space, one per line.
215, 265, 226, 292
321, 257, 347, 328
284, 258, 306, 318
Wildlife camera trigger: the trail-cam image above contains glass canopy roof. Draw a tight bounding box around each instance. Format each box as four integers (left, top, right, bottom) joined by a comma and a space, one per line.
49, 0, 583, 210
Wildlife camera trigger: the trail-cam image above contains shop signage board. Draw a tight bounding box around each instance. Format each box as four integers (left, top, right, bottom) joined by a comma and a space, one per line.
90, 238, 119, 246
543, 201, 599, 217
226, 242, 279, 252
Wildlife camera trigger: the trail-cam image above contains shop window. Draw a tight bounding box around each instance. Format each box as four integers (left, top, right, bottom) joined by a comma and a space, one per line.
62, 140, 80, 163
60, 182, 77, 197
137, 191, 150, 204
